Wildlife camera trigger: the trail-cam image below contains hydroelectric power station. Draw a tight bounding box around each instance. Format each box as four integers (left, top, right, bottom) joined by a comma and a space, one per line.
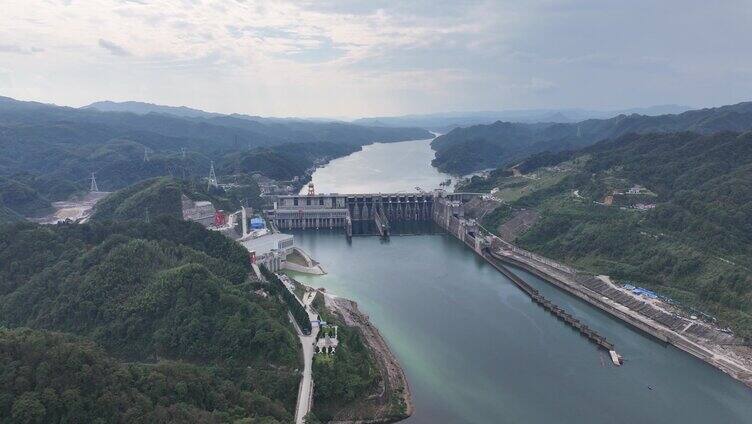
265, 187, 622, 364
266, 189, 477, 238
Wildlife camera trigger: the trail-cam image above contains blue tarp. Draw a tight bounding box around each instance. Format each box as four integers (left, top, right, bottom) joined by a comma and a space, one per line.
250, 217, 265, 229
631, 287, 659, 299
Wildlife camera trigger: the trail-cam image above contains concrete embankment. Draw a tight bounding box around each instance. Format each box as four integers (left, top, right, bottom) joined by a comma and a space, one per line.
483, 253, 621, 364
284, 247, 327, 275
432, 192, 752, 386
490, 250, 752, 388
490, 252, 669, 344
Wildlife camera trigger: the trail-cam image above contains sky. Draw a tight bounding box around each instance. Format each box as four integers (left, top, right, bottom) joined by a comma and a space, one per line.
1, 0, 751, 118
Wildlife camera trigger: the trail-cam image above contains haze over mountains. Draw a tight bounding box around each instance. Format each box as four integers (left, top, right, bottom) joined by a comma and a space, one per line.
85, 100, 225, 119
87, 100, 691, 132
353, 105, 692, 133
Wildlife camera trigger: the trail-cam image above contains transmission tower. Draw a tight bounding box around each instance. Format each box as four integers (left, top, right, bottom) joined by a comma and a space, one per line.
208, 161, 218, 189
181, 147, 186, 160
89, 173, 99, 192
143, 147, 150, 162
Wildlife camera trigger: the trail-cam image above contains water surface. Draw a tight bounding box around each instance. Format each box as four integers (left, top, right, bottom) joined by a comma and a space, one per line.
302, 138, 453, 194
289, 140, 752, 423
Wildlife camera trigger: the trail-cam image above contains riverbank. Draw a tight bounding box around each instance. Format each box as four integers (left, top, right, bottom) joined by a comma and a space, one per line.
286, 278, 413, 424
489, 246, 752, 389
322, 293, 413, 423
433, 193, 752, 390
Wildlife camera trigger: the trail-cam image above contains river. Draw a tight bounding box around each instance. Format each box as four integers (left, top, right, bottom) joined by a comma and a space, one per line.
290, 139, 752, 423
301, 138, 453, 194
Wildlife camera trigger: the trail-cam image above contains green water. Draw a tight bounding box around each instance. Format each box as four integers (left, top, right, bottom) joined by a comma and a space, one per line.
290, 140, 752, 423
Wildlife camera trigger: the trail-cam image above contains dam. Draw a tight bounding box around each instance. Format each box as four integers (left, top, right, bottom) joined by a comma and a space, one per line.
267, 190, 476, 237
286, 138, 752, 424
268, 189, 621, 360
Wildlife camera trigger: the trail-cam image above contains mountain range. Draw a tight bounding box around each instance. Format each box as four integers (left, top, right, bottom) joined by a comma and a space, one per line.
431, 101, 752, 174
0, 96, 430, 220
352, 105, 692, 133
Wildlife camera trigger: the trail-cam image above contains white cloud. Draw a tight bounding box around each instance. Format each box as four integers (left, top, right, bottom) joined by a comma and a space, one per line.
98, 39, 131, 56
0, 0, 749, 116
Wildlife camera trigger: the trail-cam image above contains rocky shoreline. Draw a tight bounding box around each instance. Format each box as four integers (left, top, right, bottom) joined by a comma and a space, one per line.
322, 293, 413, 423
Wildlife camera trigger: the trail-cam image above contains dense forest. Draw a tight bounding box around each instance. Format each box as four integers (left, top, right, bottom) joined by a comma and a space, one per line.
470, 131, 752, 338
0, 176, 53, 219
90, 177, 260, 222
0, 96, 430, 219
220, 142, 360, 182
432, 101, 752, 174
308, 295, 379, 423
0, 217, 302, 421
0, 328, 296, 423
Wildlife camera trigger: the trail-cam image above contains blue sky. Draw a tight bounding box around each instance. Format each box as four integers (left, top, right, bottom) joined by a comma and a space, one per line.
0, 0, 750, 117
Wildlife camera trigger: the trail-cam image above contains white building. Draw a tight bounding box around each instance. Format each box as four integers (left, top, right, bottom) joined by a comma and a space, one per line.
241, 232, 294, 272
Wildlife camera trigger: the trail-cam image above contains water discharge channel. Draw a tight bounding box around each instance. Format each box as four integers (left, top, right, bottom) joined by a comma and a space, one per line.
290, 138, 752, 423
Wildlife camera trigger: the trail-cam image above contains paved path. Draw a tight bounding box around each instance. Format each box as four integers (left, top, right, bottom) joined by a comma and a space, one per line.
294, 290, 320, 424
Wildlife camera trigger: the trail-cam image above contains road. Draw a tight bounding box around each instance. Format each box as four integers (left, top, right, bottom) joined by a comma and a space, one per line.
294, 290, 320, 424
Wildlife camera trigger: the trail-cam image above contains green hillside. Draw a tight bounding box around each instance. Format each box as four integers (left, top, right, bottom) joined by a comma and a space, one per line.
0, 204, 22, 223
91, 177, 261, 222
433, 102, 752, 174
0, 96, 431, 205
0, 328, 294, 423
0, 217, 301, 421
467, 131, 752, 338
91, 177, 184, 221
221, 142, 360, 181
0, 176, 52, 220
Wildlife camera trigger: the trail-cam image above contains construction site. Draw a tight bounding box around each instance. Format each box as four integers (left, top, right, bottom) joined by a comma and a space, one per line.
33, 173, 110, 224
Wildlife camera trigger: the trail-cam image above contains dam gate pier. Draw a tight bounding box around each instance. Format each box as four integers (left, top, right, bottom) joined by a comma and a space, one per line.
266, 192, 465, 237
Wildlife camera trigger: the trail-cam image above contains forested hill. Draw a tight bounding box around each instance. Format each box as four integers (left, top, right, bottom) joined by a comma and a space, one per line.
466, 131, 752, 338
220, 142, 360, 181
0, 217, 301, 422
1, 96, 431, 149
432, 101, 752, 174
85, 100, 222, 118
0, 175, 53, 220
0, 96, 430, 217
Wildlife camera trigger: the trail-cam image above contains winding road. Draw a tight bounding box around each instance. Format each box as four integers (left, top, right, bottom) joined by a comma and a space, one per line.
293, 290, 320, 424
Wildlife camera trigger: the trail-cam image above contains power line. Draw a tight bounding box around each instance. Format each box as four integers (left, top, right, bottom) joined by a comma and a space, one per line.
90, 172, 99, 192
208, 161, 218, 189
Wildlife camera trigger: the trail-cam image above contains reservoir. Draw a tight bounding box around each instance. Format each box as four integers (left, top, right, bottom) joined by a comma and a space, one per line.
302, 138, 453, 194
291, 139, 752, 423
